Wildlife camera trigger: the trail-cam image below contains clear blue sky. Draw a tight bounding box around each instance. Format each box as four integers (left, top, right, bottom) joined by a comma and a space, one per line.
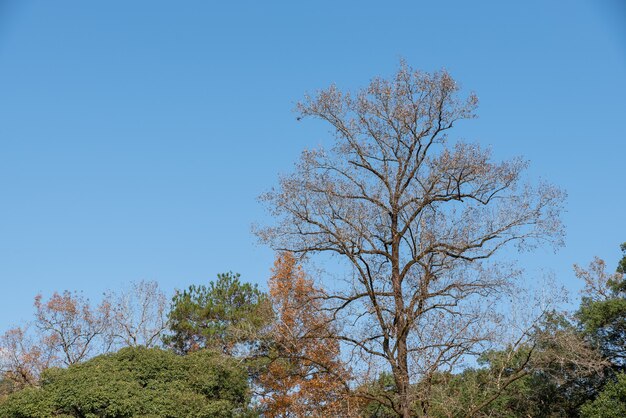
0, 0, 624, 328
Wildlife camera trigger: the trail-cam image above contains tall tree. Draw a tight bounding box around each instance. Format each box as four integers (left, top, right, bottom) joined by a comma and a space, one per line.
256, 62, 565, 417
165, 272, 272, 356
259, 252, 354, 417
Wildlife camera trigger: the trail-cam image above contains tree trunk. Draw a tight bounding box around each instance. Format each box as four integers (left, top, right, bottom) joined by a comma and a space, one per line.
395, 335, 412, 418
391, 211, 412, 418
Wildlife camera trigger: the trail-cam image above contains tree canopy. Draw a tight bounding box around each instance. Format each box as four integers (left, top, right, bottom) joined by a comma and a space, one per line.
165, 272, 272, 356
0, 347, 251, 418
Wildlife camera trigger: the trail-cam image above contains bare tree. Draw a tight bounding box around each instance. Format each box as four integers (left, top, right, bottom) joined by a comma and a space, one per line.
34, 291, 112, 366
0, 281, 168, 392
574, 256, 624, 303
256, 62, 565, 417
0, 325, 55, 393
107, 280, 169, 348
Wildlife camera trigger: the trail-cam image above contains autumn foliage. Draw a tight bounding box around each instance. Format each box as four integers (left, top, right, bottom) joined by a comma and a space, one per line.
34, 291, 112, 366
0, 326, 51, 394
260, 252, 356, 417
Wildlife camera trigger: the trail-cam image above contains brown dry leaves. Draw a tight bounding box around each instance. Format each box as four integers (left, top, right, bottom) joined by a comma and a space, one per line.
260, 252, 359, 417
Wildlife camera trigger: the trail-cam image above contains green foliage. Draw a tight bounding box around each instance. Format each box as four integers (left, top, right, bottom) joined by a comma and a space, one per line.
580, 373, 626, 418
425, 312, 609, 418
0, 378, 19, 399
358, 372, 398, 418
618, 243, 626, 275
577, 297, 626, 364
165, 273, 271, 355
0, 347, 252, 418
425, 350, 548, 418
576, 245, 626, 368
433, 367, 594, 417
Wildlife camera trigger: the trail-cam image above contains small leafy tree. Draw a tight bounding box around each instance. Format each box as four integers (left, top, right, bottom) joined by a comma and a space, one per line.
165, 273, 272, 356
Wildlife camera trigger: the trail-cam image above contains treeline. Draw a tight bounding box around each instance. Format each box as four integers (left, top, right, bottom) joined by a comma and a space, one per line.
0, 248, 625, 417
0, 254, 351, 417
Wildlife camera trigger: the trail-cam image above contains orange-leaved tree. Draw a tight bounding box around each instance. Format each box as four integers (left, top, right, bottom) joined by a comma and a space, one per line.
260, 252, 358, 417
